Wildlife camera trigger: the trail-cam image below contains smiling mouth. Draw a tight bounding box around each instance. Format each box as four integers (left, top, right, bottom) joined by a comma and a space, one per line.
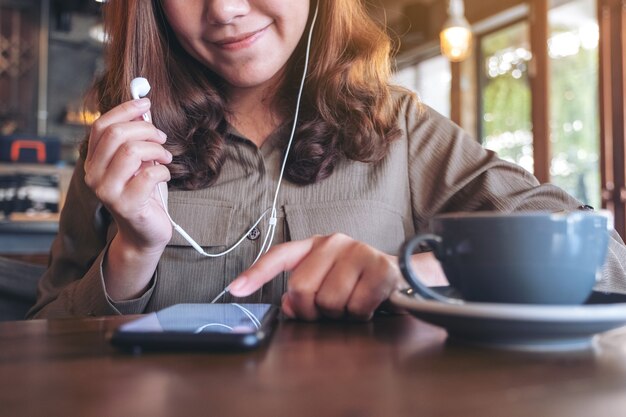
214, 25, 270, 50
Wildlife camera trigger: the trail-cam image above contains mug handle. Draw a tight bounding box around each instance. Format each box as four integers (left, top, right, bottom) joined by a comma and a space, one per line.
398, 234, 464, 304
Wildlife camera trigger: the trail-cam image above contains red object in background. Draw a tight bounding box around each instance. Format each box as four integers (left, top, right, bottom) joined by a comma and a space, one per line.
10, 140, 47, 163
0, 135, 60, 164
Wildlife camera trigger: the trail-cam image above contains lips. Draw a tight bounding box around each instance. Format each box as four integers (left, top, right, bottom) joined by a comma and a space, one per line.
213, 24, 270, 50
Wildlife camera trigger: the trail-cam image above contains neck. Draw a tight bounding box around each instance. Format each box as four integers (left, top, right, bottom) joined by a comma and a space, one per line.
225, 79, 285, 147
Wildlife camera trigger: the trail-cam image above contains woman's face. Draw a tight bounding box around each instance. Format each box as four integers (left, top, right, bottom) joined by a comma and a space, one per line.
162, 0, 311, 90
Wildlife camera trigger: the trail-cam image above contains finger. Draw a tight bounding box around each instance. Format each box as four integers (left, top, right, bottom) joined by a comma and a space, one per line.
101, 165, 171, 225
121, 164, 172, 208
86, 121, 167, 184
346, 256, 400, 321
314, 259, 361, 319
228, 238, 317, 296
283, 235, 355, 320
136, 110, 153, 124
281, 293, 296, 319
87, 99, 152, 161
95, 141, 172, 204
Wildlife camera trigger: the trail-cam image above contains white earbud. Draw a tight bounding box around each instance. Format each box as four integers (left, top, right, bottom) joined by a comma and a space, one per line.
130, 77, 151, 99
130, 77, 152, 122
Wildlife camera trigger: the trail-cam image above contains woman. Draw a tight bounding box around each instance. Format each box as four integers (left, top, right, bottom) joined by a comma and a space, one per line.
28, 0, 626, 320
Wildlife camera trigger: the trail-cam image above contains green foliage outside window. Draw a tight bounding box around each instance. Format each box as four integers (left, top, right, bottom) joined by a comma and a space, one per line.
480, 15, 600, 208
549, 29, 600, 208
481, 22, 534, 174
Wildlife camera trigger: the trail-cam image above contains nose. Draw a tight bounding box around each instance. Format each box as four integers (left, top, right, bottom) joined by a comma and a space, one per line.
207, 0, 250, 25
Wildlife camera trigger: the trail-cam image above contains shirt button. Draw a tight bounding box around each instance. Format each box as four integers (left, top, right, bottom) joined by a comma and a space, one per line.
247, 227, 261, 241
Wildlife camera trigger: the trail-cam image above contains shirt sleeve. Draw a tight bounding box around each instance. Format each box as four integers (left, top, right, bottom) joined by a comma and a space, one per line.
26, 158, 157, 319
403, 99, 626, 293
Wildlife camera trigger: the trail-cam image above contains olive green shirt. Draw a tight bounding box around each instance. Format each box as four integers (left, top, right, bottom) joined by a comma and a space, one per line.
28, 93, 626, 318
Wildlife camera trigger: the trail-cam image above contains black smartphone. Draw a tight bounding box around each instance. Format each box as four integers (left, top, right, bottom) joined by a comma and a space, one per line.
110, 303, 279, 352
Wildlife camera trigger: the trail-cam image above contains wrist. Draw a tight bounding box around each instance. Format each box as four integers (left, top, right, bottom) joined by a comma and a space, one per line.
113, 230, 168, 259
103, 234, 165, 301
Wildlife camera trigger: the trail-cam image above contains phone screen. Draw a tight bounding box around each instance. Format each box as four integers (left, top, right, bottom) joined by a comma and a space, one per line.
110, 303, 279, 352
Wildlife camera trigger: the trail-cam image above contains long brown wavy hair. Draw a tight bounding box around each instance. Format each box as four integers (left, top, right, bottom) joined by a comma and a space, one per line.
84, 0, 402, 188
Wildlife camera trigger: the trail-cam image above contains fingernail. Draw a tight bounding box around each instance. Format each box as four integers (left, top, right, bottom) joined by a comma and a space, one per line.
158, 130, 167, 140
228, 276, 248, 294
281, 294, 295, 319
134, 98, 150, 108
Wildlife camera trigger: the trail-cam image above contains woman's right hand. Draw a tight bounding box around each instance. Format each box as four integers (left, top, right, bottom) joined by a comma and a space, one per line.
84, 98, 173, 300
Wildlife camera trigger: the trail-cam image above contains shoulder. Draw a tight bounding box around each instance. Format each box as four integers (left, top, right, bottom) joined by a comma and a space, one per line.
388, 87, 460, 135
387, 86, 474, 150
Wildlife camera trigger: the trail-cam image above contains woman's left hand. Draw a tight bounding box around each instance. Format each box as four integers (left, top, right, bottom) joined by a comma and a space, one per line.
228, 233, 406, 321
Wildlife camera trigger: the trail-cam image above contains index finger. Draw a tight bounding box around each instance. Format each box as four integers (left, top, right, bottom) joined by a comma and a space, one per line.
228, 238, 316, 297
87, 98, 151, 161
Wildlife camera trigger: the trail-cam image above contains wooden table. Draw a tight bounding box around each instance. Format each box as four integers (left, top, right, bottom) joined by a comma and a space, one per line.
1, 313, 626, 417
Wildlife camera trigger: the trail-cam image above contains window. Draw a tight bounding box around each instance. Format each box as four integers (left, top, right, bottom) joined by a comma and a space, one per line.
479, 21, 533, 173
548, 0, 600, 208
392, 55, 451, 118
477, 0, 600, 208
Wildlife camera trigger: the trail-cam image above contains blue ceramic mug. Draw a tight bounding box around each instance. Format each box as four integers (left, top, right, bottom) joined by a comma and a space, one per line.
398, 211, 611, 305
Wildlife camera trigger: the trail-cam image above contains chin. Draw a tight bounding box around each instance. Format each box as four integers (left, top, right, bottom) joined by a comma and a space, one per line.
221, 64, 285, 90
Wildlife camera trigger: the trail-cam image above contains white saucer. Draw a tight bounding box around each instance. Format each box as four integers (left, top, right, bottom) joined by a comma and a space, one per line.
390, 288, 626, 352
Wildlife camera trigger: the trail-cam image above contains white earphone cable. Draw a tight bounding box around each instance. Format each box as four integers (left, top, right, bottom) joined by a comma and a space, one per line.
193, 303, 261, 332
158, 2, 317, 259
258, 3, 319, 259
138, 1, 319, 301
